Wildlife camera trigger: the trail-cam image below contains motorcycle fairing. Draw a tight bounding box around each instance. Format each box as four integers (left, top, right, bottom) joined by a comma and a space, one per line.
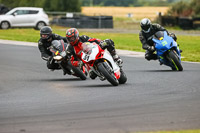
153, 31, 176, 56
50, 40, 67, 56
152, 31, 181, 67
103, 51, 120, 74
81, 44, 103, 64
81, 42, 120, 78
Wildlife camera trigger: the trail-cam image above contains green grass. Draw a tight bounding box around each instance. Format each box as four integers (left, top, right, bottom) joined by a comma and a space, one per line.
0, 26, 200, 62
113, 17, 140, 29
138, 129, 200, 133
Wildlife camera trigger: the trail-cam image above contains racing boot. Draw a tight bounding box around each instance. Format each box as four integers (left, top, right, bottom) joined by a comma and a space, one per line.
180, 49, 183, 53
49, 69, 55, 72
110, 50, 123, 66
63, 69, 67, 75
63, 69, 73, 75
62, 68, 73, 75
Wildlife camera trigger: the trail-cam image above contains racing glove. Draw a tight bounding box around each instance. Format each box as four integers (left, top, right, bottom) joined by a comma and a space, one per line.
79, 61, 84, 69
147, 46, 155, 52
99, 40, 107, 49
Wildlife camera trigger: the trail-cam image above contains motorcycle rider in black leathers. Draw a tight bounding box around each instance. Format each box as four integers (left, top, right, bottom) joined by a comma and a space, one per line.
38, 26, 75, 74
139, 18, 177, 61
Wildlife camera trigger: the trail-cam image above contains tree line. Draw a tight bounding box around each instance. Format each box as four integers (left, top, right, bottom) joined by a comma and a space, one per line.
81, 0, 187, 7
0, 0, 188, 12
167, 0, 200, 17
1, 0, 199, 17
0, 0, 81, 12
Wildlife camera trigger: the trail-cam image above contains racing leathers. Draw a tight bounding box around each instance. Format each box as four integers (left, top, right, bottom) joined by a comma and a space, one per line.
69, 35, 122, 66
139, 23, 167, 61
139, 23, 178, 61
68, 35, 122, 79
38, 33, 69, 70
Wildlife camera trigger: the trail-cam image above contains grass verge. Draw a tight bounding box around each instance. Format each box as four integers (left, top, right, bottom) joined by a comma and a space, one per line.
0, 26, 199, 62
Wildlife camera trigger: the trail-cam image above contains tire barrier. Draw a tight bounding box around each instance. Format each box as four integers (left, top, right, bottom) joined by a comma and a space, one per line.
51, 15, 113, 29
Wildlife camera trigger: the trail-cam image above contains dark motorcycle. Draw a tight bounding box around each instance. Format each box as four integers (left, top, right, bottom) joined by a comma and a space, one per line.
49, 40, 87, 80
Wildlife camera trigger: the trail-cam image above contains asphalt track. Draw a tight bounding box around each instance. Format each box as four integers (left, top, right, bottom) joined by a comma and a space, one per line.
0, 43, 200, 133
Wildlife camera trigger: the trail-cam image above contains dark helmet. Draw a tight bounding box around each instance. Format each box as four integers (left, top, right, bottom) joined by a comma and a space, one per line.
40, 26, 52, 41
140, 18, 151, 33
66, 28, 79, 46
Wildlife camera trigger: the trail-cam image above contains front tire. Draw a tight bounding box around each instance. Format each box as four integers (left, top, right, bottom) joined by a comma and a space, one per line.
168, 50, 183, 71
97, 62, 119, 86
71, 66, 87, 80
0, 21, 10, 29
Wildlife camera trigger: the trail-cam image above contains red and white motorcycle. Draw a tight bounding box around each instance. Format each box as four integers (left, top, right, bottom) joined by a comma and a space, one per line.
81, 42, 127, 86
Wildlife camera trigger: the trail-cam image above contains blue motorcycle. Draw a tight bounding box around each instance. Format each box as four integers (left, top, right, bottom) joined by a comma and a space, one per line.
152, 31, 183, 71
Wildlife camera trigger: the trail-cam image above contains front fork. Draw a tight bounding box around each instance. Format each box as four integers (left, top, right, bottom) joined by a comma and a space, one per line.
162, 49, 180, 68
91, 60, 115, 80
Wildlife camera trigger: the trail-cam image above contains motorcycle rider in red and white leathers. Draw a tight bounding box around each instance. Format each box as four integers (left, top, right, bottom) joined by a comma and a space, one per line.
65, 28, 123, 79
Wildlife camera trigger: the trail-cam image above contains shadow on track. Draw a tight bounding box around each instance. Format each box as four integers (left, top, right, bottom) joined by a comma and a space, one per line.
79, 83, 129, 88
139, 70, 177, 72
80, 84, 116, 88
30, 78, 84, 82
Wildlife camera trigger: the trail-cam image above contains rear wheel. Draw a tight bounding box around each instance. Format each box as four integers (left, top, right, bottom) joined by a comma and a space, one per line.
35, 21, 46, 30
168, 50, 183, 71
97, 62, 119, 86
0, 21, 10, 29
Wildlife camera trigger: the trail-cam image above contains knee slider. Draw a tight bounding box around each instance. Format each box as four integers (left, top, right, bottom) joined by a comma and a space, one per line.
145, 53, 151, 60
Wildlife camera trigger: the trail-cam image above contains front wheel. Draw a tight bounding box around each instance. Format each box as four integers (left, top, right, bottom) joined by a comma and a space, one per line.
0, 21, 10, 29
65, 61, 87, 80
168, 50, 183, 71
71, 66, 87, 80
97, 62, 119, 86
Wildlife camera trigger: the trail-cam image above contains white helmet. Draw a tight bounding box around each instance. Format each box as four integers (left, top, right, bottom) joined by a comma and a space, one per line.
140, 18, 151, 33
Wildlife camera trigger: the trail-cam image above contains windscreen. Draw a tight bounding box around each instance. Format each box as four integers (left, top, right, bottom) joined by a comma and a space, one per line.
51, 40, 61, 51
154, 31, 164, 40
82, 42, 94, 54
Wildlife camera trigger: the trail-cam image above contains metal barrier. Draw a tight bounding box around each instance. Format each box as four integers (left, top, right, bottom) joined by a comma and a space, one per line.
51, 15, 113, 29
160, 16, 200, 29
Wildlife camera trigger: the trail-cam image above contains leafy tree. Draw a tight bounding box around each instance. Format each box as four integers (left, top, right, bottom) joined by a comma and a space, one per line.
81, 0, 186, 7
0, 0, 45, 8
168, 1, 190, 16
82, 0, 137, 7
190, 0, 200, 16
43, 0, 81, 12
167, 0, 200, 17
0, 0, 81, 12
